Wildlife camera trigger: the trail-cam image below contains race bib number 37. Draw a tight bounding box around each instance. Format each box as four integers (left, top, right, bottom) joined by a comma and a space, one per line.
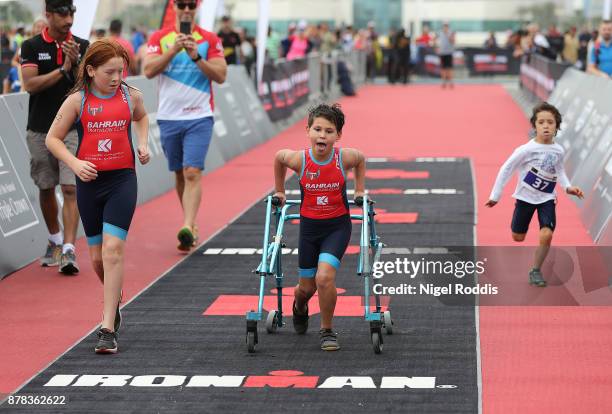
523, 169, 556, 193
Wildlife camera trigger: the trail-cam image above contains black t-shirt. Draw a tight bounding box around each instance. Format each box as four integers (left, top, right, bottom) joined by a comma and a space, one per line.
20, 29, 89, 133
217, 30, 241, 64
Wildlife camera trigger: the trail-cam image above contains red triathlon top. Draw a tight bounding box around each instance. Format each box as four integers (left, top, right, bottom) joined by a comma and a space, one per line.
76, 84, 135, 171
299, 147, 349, 219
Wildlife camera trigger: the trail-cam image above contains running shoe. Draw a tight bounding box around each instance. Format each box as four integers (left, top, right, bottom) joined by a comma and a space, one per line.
59, 250, 79, 275
177, 227, 195, 252
292, 300, 309, 334
319, 329, 340, 351
40, 241, 62, 267
95, 328, 118, 354
529, 268, 547, 287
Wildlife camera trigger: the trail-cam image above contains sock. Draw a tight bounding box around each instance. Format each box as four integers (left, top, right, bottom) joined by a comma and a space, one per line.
49, 232, 63, 245
62, 243, 75, 254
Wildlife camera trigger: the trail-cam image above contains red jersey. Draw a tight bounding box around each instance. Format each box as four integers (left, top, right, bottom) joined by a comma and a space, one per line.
76, 85, 135, 171
299, 148, 349, 219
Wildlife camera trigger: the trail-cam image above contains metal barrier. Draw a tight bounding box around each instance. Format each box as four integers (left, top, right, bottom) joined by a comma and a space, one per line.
463, 47, 520, 76
548, 68, 612, 244
259, 50, 367, 122
520, 53, 571, 101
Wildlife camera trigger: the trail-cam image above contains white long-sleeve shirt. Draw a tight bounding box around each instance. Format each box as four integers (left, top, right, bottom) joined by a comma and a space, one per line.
489, 139, 571, 204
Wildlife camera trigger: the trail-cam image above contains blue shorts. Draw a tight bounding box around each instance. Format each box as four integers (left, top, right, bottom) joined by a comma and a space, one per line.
76, 169, 137, 245
511, 199, 556, 234
158, 116, 214, 171
298, 215, 352, 278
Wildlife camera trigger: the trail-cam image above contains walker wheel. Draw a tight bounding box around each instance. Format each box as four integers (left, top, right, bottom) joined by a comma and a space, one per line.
247, 331, 256, 353
371, 331, 383, 354
383, 311, 393, 335
266, 310, 278, 333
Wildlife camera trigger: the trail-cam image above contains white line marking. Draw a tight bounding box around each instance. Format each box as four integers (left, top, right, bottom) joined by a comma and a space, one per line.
468, 157, 483, 414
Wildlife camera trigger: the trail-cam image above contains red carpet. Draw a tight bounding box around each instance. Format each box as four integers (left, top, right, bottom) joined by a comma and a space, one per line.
2, 84, 611, 414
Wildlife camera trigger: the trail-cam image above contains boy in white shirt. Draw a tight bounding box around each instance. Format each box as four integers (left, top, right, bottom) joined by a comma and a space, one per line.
485, 102, 584, 286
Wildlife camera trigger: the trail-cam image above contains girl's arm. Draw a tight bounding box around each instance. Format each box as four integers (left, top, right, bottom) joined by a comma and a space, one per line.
342, 148, 366, 198
45, 93, 98, 182
130, 88, 150, 165
273, 149, 302, 205
486, 147, 526, 206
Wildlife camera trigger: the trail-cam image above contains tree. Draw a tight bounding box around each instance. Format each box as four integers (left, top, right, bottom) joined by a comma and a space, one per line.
0, 1, 34, 26
517, 2, 559, 29
114, 0, 167, 32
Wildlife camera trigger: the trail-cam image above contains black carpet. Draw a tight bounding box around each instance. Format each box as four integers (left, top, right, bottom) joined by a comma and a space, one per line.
3, 159, 479, 413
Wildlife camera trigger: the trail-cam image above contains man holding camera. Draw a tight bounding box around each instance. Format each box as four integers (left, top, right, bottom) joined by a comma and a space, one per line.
144, 0, 227, 251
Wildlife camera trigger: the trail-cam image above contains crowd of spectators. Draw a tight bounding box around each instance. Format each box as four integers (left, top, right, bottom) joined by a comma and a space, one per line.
505, 20, 612, 77
3, 16, 612, 96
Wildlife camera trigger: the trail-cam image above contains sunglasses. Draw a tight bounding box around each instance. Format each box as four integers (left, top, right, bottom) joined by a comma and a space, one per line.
48, 5, 77, 17
175, 2, 197, 10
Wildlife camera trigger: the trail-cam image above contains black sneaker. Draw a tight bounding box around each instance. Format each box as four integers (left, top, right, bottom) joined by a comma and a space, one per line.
319, 329, 340, 351
529, 269, 547, 287
114, 302, 122, 333
95, 328, 117, 354
177, 227, 195, 252
59, 250, 79, 275
292, 300, 309, 334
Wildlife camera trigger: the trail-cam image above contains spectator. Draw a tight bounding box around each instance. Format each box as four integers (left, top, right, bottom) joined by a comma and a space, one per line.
281, 23, 296, 58
416, 25, 432, 47
1, 30, 9, 49
319, 22, 336, 91
108, 19, 136, 75
217, 15, 241, 65
365, 21, 378, 80
12, 26, 25, 51
10, 18, 47, 92
546, 24, 564, 60
341, 25, 354, 52
586, 29, 599, 67
578, 26, 592, 70
437, 22, 456, 89
390, 28, 411, 84
3, 66, 21, 94
354, 29, 368, 50
134, 31, 149, 75
91, 28, 106, 44
239, 29, 255, 76
286, 21, 311, 60
588, 20, 612, 78
20, 0, 89, 273
578, 27, 591, 70
265, 26, 282, 61
529, 23, 555, 60
510, 29, 529, 58
562, 26, 579, 65
484, 31, 498, 49
308, 24, 322, 51
131, 26, 145, 54
144, 0, 227, 252
367, 21, 378, 39
31, 18, 48, 37
1, 30, 13, 64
